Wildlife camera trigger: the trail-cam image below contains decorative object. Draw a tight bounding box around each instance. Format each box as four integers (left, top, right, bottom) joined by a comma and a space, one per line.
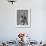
18, 32, 25, 46
16, 8, 31, 28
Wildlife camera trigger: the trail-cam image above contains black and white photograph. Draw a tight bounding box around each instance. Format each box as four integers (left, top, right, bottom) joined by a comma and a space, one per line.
16, 8, 31, 28
17, 10, 28, 25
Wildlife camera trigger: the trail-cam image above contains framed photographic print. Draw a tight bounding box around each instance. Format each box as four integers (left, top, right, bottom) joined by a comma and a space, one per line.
16, 8, 31, 28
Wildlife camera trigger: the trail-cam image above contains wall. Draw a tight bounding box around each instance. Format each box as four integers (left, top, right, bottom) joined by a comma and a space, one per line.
0, 0, 46, 42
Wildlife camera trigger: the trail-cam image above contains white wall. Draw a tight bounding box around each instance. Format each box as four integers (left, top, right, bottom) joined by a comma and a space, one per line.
0, 0, 46, 41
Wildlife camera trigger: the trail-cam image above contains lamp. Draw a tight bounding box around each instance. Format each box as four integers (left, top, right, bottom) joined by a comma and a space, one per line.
8, 0, 16, 4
